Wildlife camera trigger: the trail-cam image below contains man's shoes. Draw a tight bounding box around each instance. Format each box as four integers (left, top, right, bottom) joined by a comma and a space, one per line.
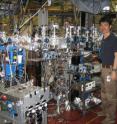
97, 111, 105, 117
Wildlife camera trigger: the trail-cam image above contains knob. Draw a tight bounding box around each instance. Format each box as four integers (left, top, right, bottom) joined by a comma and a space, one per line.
1, 95, 7, 101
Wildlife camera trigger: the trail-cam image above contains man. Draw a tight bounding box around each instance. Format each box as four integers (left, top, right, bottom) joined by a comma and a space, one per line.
99, 16, 117, 124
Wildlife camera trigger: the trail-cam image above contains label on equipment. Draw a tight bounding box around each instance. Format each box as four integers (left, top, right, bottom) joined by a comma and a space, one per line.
106, 75, 111, 82
16, 101, 23, 106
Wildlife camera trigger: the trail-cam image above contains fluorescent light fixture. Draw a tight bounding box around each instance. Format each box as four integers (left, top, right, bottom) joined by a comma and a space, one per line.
115, 5, 117, 12
48, 0, 51, 6
103, 6, 110, 11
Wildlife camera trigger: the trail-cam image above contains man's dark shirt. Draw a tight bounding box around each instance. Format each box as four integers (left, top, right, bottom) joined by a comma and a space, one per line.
100, 33, 117, 65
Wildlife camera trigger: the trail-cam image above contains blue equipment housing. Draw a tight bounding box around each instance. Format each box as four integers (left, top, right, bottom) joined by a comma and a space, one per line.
17, 48, 26, 79
4, 45, 17, 80
5, 100, 17, 118
0, 43, 26, 81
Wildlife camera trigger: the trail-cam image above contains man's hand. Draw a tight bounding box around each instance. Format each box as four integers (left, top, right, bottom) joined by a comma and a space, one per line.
112, 52, 117, 81
111, 71, 117, 81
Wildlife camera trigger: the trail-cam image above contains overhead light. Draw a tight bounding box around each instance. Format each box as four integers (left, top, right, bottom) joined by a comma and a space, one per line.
48, 0, 51, 6
2, 24, 7, 26
103, 6, 110, 11
115, 5, 117, 12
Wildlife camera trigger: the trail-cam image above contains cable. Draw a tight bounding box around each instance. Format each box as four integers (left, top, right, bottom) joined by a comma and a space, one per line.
86, 116, 98, 124
92, 0, 95, 26
73, 6, 80, 25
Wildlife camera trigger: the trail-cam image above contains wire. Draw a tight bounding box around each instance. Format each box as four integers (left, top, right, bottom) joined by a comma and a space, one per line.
92, 0, 95, 25
73, 6, 80, 25
86, 116, 98, 124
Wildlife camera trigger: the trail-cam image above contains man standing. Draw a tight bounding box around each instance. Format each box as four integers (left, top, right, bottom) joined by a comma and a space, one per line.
99, 16, 117, 124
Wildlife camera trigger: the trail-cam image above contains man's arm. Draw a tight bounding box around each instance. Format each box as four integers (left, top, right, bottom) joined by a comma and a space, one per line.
111, 52, 117, 80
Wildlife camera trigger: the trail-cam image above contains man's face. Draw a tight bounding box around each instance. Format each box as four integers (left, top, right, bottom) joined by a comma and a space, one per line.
99, 22, 111, 34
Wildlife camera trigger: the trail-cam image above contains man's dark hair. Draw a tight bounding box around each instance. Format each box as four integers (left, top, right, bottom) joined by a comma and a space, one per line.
99, 16, 112, 25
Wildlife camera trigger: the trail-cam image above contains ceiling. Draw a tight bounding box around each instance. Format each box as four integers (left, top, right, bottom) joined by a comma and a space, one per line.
0, 0, 117, 17
0, 0, 19, 17
0, 0, 116, 27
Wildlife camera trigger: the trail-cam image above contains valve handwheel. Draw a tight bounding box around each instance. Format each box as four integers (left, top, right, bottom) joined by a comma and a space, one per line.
1, 95, 7, 101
